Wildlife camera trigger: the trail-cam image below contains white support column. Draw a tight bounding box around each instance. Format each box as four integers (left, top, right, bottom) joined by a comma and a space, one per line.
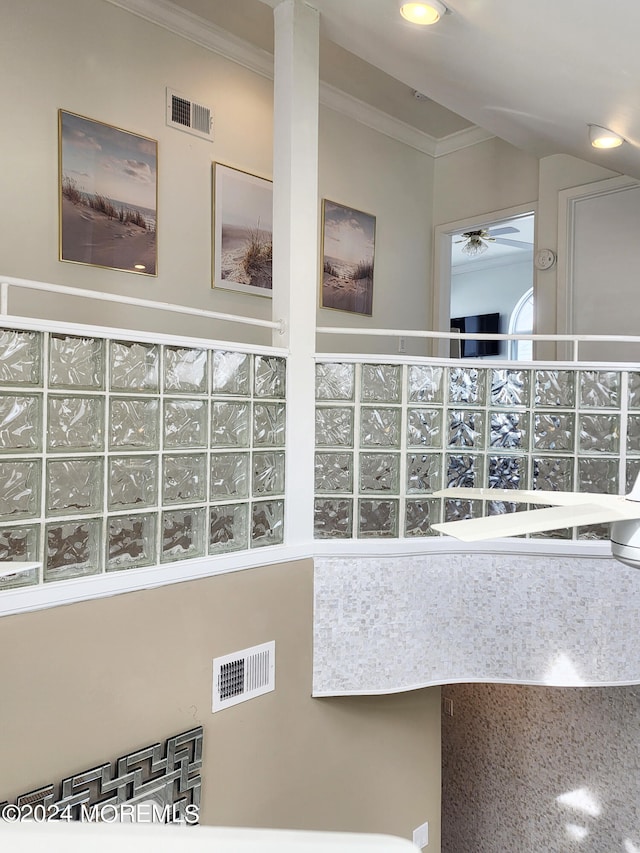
271, 0, 320, 546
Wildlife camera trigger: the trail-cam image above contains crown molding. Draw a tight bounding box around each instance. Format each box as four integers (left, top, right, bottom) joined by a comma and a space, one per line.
103, 0, 275, 78
103, 0, 493, 158
318, 83, 439, 155
434, 125, 496, 157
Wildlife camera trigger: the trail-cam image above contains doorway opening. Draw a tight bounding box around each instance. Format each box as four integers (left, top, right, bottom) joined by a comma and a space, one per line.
433, 207, 535, 360
450, 212, 534, 360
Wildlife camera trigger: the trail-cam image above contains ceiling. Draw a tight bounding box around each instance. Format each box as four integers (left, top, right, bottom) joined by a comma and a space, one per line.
178, 0, 640, 180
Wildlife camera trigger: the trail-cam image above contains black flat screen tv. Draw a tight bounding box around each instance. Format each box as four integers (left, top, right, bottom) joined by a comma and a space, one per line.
450, 312, 501, 358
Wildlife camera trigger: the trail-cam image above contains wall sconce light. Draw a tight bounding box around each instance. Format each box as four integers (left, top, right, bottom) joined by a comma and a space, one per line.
589, 124, 624, 149
400, 1, 446, 25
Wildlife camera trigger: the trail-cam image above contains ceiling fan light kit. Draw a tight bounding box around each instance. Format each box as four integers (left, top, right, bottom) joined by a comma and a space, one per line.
399, 1, 446, 25
455, 222, 534, 258
461, 232, 490, 257
589, 124, 624, 149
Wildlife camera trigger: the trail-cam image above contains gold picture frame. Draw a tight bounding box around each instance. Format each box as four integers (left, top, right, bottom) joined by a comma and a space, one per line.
59, 109, 158, 276
212, 162, 273, 297
320, 199, 375, 316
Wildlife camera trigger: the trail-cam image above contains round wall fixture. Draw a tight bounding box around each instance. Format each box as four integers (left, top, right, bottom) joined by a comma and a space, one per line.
534, 248, 556, 270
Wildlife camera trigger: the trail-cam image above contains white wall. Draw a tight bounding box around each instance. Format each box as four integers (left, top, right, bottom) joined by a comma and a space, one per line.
535, 154, 620, 357
567, 180, 640, 361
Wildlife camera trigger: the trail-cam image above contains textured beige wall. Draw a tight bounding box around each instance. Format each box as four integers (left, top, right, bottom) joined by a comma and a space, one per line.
0, 559, 441, 847
442, 682, 640, 852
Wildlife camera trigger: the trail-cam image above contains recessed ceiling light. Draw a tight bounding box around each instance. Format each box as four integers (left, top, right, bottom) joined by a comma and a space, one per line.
589, 124, 624, 149
134, 264, 146, 270
400, 1, 446, 25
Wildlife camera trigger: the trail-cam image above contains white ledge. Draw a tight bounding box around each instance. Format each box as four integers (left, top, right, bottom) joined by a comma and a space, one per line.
312, 536, 611, 561
0, 545, 312, 618
0, 537, 612, 618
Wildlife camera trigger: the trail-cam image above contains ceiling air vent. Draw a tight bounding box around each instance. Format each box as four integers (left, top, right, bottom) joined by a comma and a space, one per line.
166, 88, 213, 141
212, 641, 275, 713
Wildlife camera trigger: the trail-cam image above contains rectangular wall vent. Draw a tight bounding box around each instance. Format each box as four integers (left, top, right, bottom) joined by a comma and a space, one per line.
166, 88, 213, 141
212, 641, 275, 712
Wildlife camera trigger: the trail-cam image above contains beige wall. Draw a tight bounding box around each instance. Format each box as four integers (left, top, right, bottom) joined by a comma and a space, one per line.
0, 559, 441, 846
1, 0, 437, 354
1, 0, 276, 344
318, 108, 434, 355
433, 137, 539, 227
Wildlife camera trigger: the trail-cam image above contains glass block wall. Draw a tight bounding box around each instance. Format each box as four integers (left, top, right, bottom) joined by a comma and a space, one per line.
314, 361, 639, 540
0, 326, 286, 591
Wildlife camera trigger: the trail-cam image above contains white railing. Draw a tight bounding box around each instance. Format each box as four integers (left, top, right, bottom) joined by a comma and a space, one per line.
0, 275, 286, 335
7, 277, 640, 358
316, 326, 640, 363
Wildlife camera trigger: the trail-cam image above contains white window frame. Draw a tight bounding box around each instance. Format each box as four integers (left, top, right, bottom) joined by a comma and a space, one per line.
508, 287, 534, 361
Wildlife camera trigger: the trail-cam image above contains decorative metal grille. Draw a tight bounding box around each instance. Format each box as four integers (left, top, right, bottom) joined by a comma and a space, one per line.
0, 727, 202, 823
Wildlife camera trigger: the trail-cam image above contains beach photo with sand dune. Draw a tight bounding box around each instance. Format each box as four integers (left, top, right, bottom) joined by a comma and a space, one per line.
321, 200, 375, 316
213, 163, 273, 296
59, 110, 157, 275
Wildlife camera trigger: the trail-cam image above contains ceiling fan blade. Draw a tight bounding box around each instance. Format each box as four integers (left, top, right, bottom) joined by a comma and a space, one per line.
493, 238, 533, 248
434, 487, 610, 507
432, 503, 635, 542
436, 487, 640, 517
488, 226, 519, 236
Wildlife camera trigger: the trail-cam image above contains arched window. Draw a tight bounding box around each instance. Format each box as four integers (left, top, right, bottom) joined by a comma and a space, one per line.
509, 287, 534, 361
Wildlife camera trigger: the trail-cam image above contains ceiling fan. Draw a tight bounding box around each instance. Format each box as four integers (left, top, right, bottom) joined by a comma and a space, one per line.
455, 226, 533, 257
431, 477, 640, 568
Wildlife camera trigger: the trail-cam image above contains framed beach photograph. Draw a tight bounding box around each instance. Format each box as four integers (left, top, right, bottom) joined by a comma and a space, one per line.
321, 199, 376, 316
59, 110, 157, 275
212, 163, 273, 296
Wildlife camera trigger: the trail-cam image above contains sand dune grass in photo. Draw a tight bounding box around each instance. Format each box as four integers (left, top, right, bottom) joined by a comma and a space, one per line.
321, 200, 375, 316
220, 221, 272, 290
213, 163, 273, 296
59, 110, 157, 275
